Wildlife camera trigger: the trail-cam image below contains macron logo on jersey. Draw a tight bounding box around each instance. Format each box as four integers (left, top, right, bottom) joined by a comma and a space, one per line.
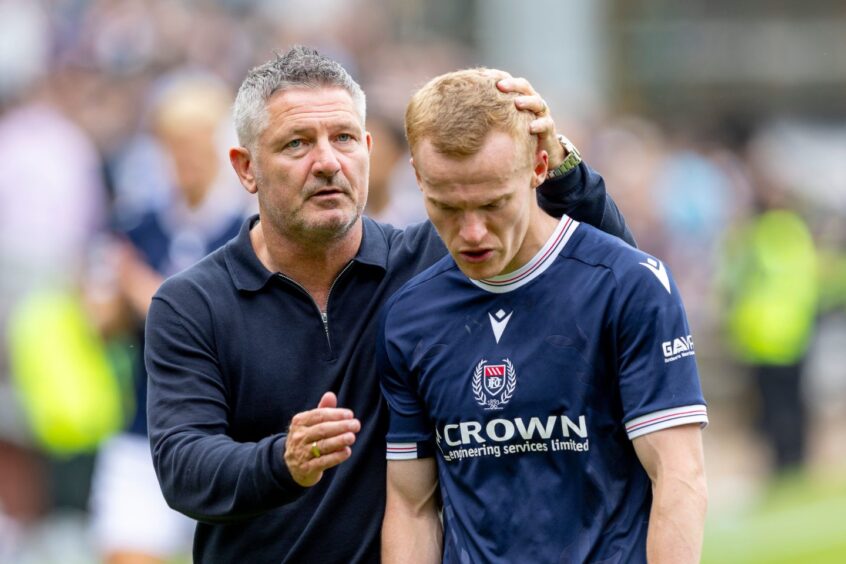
639, 257, 671, 294
488, 309, 513, 344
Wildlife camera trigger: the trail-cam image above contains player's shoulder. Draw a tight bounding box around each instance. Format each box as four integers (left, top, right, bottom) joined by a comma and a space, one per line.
384, 254, 458, 316
568, 223, 676, 294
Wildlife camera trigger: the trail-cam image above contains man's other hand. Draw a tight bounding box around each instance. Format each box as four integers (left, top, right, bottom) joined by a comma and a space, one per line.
284, 392, 361, 487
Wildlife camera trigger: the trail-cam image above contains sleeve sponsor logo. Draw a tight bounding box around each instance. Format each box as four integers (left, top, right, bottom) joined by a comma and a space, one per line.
662, 335, 695, 363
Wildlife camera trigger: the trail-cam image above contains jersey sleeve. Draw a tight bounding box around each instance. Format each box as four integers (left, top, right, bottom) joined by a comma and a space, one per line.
377, 297, 436, 460
614, 256, 708, 440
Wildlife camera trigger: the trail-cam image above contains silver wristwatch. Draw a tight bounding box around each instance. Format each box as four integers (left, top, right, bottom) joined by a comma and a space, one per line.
546, 134, 582, 179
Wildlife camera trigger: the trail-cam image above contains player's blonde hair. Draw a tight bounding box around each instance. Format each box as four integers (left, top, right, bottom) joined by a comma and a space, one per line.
405, 68, 533, 159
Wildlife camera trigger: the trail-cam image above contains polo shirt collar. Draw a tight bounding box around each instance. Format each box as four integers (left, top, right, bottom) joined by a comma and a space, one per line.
226, 215, 274, 292
355, 216, 389, 270
226, 215, 389, 292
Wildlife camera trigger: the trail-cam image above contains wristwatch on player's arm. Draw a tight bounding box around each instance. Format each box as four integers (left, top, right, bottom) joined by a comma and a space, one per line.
546, 134, 582, 179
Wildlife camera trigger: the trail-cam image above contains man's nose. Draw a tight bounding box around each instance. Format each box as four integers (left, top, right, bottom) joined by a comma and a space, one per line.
311, 139, 341, 177
459, 213, 487, 245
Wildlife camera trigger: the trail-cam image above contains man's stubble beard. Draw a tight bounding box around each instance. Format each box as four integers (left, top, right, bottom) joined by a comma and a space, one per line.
255, 171, 366, 246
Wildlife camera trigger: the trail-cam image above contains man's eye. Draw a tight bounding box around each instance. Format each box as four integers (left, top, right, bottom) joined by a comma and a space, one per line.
286, 139, 303, 149
337, 133, 353, 142
484, 201, 504, 210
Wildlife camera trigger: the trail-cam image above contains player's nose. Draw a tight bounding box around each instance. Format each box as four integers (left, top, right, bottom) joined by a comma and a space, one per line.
459, 213, 487, 245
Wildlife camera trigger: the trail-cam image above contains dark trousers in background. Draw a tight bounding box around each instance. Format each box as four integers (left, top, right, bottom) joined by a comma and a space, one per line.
754, 363, 808, 473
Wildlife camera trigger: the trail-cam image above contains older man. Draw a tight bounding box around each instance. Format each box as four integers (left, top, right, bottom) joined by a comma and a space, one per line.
145, 46, 633, 562
379, 69, 708, 563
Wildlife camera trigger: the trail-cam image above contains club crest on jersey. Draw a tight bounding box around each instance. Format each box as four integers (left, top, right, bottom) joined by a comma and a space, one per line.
472, 358, 517, 411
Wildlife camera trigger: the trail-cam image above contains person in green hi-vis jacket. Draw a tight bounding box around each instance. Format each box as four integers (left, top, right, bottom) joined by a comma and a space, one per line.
723, 207, 818, 473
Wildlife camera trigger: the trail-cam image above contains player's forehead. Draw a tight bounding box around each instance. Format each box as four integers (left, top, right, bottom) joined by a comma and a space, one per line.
418, 133, 527, 180
417, 134, 530, 202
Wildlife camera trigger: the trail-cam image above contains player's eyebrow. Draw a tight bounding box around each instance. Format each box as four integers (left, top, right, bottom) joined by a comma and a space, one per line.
425, 194, 454, 209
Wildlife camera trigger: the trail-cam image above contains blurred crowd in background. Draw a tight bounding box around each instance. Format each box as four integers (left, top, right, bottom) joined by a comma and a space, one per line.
0, 0, 844, 562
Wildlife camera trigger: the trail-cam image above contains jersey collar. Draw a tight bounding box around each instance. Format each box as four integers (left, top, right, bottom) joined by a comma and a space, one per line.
469, 214, 580, 294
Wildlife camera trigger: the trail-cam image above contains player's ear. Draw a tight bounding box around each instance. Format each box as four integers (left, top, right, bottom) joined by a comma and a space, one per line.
531, 147, 548, 189
366, 131, 373, 153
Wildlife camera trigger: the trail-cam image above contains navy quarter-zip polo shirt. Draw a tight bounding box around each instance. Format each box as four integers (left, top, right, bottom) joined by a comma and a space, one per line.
145, 163, 635, 563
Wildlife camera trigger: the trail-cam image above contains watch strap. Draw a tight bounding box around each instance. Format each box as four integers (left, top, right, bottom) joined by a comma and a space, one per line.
547, 134, 581, 179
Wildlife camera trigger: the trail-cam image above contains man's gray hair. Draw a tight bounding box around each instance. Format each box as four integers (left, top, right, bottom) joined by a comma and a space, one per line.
233, 45, 366, 149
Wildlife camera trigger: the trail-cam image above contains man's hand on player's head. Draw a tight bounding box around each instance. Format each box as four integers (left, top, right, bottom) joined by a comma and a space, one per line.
496, 76, 566, 168
284, 392, 361, 487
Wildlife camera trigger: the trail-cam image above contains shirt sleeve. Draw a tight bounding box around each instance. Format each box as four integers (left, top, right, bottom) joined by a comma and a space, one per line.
536, 161, 637, 248
613, 255, 708, 440
377, 298, 436, 460
145, 285, 306, 523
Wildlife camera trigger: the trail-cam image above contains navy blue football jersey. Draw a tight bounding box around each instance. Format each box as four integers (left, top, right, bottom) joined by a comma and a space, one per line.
379, 215, 707, 563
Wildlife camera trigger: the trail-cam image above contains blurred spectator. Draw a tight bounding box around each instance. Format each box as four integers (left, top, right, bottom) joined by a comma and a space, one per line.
588, 117, 667, 254
0, 0, 49, 101
721, 139, 820, 476
651, 138, 736, 330
86, 71, 252, 564
364, 113, 426, 227
0, 3, 108, 558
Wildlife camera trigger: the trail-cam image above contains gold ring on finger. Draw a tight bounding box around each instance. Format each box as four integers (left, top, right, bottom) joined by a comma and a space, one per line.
311, 441, 321, 458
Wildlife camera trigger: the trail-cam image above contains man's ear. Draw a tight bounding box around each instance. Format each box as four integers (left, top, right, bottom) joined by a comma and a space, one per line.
531, 148, 549, 189
366, 131, 373, 153
230, 146, 258, 194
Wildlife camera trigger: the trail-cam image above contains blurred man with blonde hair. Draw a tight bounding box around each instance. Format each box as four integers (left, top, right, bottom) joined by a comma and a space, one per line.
380, 68, 708, 563
87, 71, 251, 564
